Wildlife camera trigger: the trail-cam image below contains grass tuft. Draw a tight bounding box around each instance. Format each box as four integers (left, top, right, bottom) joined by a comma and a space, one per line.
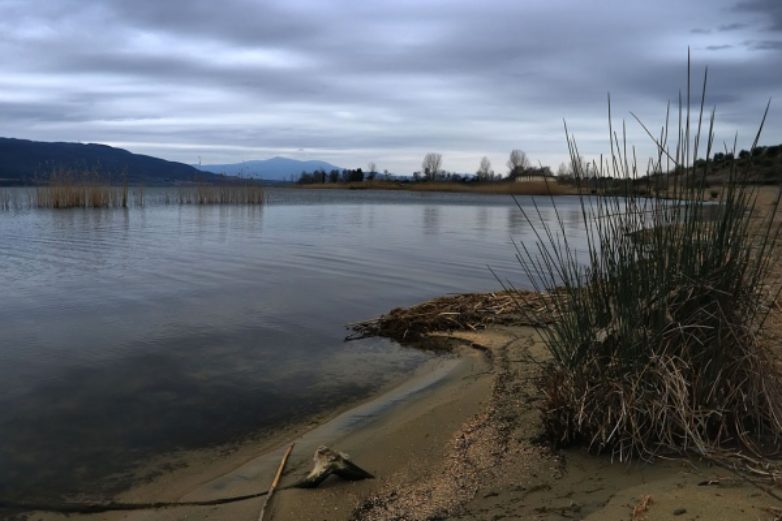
513, 59, 782, 463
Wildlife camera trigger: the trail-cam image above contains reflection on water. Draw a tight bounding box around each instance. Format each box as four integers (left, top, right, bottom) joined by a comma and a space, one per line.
0, 188, 589, 500
422, 206, 440, 236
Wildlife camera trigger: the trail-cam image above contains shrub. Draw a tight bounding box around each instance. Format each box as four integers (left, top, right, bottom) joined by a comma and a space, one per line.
513, 67, 782, 462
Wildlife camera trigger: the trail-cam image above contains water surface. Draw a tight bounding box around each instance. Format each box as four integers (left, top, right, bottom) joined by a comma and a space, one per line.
0, 188, 588, 499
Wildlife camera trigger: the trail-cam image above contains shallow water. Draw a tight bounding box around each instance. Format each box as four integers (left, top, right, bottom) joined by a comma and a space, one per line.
0, 188, 588, 500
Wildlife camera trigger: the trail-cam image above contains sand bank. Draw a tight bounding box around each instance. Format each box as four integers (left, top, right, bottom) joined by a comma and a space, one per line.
28, 326, 779, 521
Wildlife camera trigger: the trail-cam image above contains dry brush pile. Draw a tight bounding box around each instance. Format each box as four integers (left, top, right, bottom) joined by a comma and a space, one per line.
348, 290, 558, 346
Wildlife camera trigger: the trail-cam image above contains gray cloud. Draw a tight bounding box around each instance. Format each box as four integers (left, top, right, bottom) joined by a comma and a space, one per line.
745, 40, 782, 50
737, 0, 782, 31
0, 0, 779, 174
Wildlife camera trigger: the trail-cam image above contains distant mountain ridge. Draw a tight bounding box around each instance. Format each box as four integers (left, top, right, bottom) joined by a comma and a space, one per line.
0, 137, 223, 185
196, 157, 345, 181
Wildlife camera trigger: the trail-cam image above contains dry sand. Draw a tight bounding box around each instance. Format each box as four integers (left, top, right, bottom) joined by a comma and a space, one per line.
23, 325, 781, 521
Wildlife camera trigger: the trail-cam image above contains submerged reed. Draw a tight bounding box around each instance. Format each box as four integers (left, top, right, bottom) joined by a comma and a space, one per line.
173, 184, 265, 205
22, 174, 264, 209
34, 172, 130, 209
513, 59, 782, 462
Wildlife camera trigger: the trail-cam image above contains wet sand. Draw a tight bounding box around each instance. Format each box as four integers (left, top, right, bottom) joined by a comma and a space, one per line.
26, 326, 780, 521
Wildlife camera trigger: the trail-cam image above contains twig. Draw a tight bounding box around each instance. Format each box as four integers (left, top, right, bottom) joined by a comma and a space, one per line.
258, 443, 295, 521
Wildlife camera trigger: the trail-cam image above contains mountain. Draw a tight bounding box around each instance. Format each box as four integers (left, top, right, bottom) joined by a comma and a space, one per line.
0, 137, 223, 185
196, 157, 345, 181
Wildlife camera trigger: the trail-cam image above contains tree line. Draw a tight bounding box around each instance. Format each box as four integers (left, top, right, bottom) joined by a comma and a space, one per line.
297, 149, 568, 185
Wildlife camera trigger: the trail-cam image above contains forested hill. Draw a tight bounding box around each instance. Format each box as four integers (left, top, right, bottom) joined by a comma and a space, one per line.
0, 138, 223, 185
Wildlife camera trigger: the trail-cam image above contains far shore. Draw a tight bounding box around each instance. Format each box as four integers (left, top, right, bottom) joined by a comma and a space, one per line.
294, 179, 580, 196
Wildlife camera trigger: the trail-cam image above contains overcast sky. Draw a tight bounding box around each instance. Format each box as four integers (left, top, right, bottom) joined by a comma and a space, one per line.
0, 0, 780, 174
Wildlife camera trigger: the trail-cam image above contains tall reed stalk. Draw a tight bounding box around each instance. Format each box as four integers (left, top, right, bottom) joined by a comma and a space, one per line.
514, 57, 782, 462
174, 184, 265, 205
34, 172, 129, 209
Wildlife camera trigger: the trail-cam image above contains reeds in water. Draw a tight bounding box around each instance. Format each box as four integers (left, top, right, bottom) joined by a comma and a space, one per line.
0, 188, 11, 210
173, 184, 265, 205
512, 58, 782, 463
34, 173, 130, 209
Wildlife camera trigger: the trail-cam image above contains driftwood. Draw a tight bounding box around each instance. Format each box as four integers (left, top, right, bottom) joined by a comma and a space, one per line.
294, 446, 373, 489
258, 442, 295, 521
347, 290, 558, 345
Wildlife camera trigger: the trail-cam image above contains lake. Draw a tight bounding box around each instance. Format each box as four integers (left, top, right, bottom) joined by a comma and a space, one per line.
0, 188, 589, 501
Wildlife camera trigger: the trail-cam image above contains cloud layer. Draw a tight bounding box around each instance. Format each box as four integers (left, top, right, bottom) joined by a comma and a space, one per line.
0, 0, 780, 173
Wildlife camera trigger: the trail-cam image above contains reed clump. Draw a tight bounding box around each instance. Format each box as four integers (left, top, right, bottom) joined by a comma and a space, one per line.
174, 184, 265, 205
34, 172, 130, 209
0, 188, 11, 210
515, 64, 782, 463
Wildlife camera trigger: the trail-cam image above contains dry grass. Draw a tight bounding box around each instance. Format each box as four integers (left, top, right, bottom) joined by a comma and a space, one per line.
13, 174, 265, 209
348, 290, 558, 346
34, 173, 130, 209
173, 184, 265, 205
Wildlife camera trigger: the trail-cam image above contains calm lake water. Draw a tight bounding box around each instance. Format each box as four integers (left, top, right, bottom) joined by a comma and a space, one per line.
0, 188, 589, 500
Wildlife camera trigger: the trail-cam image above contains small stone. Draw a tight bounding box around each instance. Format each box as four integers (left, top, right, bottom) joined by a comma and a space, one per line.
673, 507, 687, 516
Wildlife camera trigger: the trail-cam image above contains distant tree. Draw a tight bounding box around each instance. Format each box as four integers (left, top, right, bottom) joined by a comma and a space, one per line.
422, 153, 443, 181
413, 171, 422, 181
507, 149, 530, 179
476, 156, 493, 182
556, 162, 572, 178
298, 171, 315, 184
312, 169, 326, 183
383, 169, 390, 180
346, 168, 364, 183
328, 169, 340, 183
367, 162, 377, 181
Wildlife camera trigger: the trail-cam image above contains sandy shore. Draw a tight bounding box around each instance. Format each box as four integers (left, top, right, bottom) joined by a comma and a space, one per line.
25, 324, 780, 521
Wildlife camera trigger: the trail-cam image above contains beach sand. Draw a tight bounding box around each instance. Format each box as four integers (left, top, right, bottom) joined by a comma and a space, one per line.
25, 325, 780, 521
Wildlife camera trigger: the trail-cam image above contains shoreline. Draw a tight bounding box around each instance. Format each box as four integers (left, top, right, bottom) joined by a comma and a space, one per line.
32, 342, 493, 521
27, 325, 780, 521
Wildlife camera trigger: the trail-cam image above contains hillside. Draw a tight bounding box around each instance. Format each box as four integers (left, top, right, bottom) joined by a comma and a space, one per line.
704, 144, 782, 184
0, 138, 224, 185
197, 157, 345, 181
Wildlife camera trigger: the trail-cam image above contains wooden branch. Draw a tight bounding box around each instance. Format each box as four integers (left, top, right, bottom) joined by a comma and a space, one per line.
258, 442, 295, 521
294, 446, 374, 489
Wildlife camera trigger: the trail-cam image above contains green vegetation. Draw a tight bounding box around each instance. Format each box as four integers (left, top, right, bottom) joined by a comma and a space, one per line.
514, 67, 782, 462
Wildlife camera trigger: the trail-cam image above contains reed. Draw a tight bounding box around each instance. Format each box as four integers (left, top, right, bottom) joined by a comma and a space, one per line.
34, 172, 130, 209
0, 188, 11, 210
173, 184, 265, 205
512, 58, 782, 463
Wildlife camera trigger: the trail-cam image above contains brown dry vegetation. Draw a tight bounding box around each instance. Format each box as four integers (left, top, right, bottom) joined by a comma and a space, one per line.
349, 291, 558, 346
34, 173, 130, 209
173, 184, 265, 205
5, 174, 266, 209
